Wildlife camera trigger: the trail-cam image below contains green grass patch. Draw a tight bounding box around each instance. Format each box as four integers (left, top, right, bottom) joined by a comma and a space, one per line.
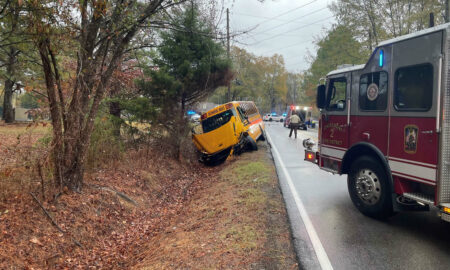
222, 225, 259, 252
220, 161, 271, 186
238, 188, 266, 208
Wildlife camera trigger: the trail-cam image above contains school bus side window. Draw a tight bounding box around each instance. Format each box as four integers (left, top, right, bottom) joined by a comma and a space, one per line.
394, 64, 433, 111
236, 106, 249, 125
326, 77, 347, 111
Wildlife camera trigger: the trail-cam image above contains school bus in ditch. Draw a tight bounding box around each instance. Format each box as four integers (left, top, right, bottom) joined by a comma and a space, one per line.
192, 101, 265, 165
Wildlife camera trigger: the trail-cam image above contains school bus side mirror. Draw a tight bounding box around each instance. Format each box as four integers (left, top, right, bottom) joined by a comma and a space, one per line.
316, 84, 326, 109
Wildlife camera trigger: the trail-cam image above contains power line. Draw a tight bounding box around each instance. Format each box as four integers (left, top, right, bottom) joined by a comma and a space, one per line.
250, 16, 334, 45
254, 7, 329, 35
260, 39, 314, 55
247, 0, 318, 28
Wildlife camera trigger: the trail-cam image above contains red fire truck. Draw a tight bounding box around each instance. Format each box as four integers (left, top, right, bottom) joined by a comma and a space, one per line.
304, 23, 450, 222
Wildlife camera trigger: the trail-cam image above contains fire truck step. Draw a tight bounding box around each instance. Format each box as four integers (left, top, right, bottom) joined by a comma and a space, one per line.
402, 192, 434, 205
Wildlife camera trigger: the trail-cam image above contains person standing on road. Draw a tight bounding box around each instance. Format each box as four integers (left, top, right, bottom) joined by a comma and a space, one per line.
289, 112, 301, 139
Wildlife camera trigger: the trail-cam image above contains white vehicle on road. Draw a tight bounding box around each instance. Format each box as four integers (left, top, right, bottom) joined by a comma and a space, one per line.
263, 113, 284, 122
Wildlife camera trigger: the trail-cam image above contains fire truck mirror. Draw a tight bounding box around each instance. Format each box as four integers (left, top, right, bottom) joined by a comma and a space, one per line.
316, 84, 326, 109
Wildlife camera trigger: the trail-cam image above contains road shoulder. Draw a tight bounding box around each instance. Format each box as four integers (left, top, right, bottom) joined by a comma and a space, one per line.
132, 142, 298, 269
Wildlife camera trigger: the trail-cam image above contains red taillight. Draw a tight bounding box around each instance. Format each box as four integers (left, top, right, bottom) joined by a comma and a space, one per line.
305, 151, 316, 163
201, 113, 207, 120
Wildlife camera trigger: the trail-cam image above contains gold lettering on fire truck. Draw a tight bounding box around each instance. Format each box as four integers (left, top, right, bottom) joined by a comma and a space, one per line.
323, 138, 343, 146
323, 123, 344, 146
404, 125, 418, 154
323, 123, 344, 132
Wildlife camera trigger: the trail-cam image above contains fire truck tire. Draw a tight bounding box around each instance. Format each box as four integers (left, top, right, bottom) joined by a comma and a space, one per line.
348, 155, 393, 219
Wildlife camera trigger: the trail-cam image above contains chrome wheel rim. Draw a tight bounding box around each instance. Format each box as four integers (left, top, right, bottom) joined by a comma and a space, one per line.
355, 169, 381, 205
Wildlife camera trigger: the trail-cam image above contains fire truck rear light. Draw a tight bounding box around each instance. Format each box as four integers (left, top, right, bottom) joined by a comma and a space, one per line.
305, 151, 316, 162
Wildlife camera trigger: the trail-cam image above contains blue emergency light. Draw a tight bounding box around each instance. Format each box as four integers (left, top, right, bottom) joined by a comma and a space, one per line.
187, 110, 196, 115
379, 49, 384, 67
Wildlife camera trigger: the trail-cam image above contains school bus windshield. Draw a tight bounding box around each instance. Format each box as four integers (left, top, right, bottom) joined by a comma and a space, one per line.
202, 109, 234, 133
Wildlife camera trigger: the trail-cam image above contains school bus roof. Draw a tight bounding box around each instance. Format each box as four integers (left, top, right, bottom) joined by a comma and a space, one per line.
201, 101, 258, 120
201, 102, 236, 119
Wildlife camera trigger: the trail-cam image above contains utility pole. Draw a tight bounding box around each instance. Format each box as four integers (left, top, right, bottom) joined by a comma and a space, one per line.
227, 8, 231, 102
430, 13, 435, 28
446, 0, 450, 23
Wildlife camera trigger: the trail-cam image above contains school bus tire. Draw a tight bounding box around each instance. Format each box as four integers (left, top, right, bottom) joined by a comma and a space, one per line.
258, 125, 266, 141
245, 136, 258, 151
348, 155, 393, 219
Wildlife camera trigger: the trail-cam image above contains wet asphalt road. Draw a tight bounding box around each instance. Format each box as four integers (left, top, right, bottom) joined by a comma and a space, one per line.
264, 122, 450, 270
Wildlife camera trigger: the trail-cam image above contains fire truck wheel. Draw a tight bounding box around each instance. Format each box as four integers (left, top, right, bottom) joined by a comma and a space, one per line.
348, 155, 393, 219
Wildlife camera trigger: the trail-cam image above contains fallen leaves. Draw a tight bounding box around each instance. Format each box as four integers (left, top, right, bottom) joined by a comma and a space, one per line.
30, 237, 44, 246
0, 142, 216, 269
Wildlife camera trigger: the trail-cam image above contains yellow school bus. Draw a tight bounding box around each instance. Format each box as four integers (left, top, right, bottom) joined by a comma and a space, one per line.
192, 101, 265, 165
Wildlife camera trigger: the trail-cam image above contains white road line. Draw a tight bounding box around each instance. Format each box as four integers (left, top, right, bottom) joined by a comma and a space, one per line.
266, 132, 333, 270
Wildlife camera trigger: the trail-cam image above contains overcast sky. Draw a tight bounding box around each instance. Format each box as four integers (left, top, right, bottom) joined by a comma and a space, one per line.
223, 0, 336, 73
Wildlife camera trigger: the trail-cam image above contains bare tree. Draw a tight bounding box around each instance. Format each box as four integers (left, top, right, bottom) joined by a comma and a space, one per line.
27, 0, 187, 192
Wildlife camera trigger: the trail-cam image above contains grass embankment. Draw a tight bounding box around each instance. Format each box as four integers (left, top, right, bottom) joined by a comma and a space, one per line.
0, 123, 298, 269
133, 142, 298, 269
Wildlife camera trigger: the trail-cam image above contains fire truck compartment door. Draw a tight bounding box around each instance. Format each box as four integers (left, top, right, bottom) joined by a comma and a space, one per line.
387, 31, 442, 186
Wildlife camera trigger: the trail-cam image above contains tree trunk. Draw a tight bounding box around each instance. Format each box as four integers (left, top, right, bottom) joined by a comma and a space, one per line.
109, 101, 122, 137
2, 47, 18, 123
3, 79, 15, 123
38, 40, 65, 190
446, 0, 449, 23
177, 94, 187, 160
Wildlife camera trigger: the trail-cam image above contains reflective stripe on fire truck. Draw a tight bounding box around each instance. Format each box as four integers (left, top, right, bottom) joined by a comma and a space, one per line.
388, 158, 437, 184
320, 145, 346, 160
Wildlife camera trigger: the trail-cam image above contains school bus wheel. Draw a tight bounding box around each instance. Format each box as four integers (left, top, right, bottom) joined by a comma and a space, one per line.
245, 136, 258, 151
348, 155, 393, 219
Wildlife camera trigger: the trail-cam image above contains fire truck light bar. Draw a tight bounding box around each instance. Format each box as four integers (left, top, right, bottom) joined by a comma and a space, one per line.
379, 49, 384, 67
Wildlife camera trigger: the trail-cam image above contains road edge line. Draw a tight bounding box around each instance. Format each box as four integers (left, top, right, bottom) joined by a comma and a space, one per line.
266, 132, 333, 270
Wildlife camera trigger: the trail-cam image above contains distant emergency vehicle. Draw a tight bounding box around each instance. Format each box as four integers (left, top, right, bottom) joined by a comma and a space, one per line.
304, 23, 450, 222
284, 105, 311, 130
192, 101, 265, 165
263, 113, 285, 122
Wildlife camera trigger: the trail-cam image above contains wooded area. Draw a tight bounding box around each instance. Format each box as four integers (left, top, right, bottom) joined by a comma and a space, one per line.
1, 0, 448, 194
0, 0, 233, 192
1, 0, 450, 268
